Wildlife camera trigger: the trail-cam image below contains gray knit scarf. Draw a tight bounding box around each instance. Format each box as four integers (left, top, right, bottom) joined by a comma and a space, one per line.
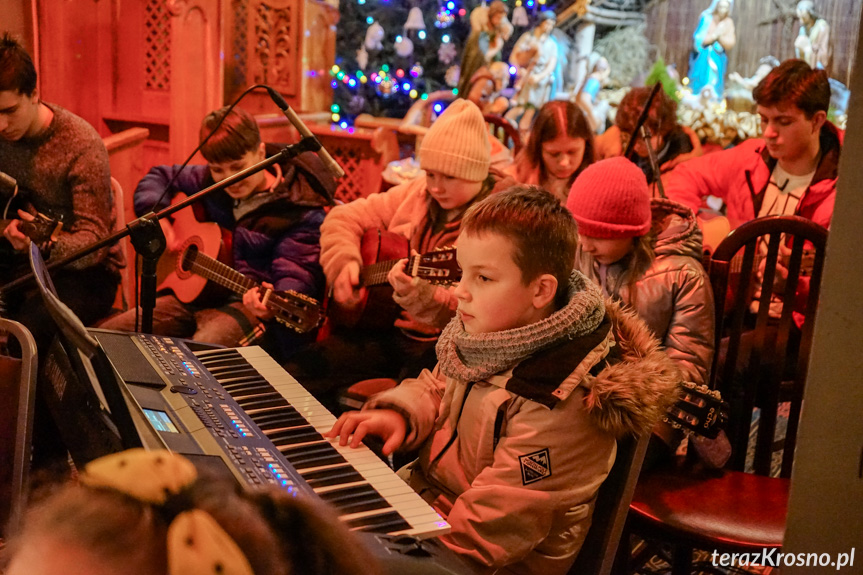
436, 271, 606, 382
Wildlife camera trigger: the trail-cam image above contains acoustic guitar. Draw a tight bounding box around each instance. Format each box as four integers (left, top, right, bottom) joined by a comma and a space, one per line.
155, 194, 320, 333
327, 228, 461, 330
0, 212, 64, 288
1, 212, 64, 247
168, 245, 322, 334
698, 214, 731, 262
155, 194, 234, 307
663, 381, 728, 439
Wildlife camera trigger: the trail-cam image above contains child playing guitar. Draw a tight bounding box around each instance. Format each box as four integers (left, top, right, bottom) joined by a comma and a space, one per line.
100, 106, 335, 363
282, 100, 516, 411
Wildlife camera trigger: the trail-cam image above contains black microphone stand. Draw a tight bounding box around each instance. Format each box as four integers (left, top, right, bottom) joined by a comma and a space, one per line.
639, 125, 668, 199
623, 82, 662, 160
3, 137, 323, 333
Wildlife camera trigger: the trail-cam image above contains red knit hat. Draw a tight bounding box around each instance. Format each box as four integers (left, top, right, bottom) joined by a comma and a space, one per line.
566, 157, 652, 239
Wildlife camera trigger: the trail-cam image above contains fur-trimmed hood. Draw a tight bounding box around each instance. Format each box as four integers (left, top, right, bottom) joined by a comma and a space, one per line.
582, 299, 680, 438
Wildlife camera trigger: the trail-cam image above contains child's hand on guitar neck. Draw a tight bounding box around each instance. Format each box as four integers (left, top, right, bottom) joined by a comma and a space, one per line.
333, 261, 365, 308
387, 256, 415, 298
388, 254, 439, 309
2, 209, 35, 251
243, 282, 276, 320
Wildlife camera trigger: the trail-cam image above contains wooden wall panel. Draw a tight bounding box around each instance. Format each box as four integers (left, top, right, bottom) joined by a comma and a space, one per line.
3, 0, 36, 57
644, 0, 862, 87
301, 1, 339, 112
224, 0, 338, 114
35, 0, 112, 135
168, 0, 225, 163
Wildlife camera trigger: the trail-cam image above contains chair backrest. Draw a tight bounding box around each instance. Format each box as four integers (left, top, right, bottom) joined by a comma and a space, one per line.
0, 318, 38, 537
707, 215, 828, 477
567, 432, 650, 575
110, 176, 133, 311
484, 113, 522, 157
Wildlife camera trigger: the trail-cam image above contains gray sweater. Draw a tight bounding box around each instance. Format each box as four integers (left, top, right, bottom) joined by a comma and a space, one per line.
0, 103, 123, 272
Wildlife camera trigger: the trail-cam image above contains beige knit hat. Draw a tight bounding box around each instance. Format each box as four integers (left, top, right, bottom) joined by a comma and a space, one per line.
419, 99, 491, 182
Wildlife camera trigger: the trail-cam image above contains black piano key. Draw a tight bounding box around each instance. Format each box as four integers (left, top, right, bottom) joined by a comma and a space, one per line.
269, 426, 324, 446
302, 465, 365, 488
218, 373, 263, 385
279, 442, 336, 458
218, 374, 268, 387
283, 447, 347, 470
344, 511, 412, 534
196, 351, 244, 366
225, 385, 275, 398
252, 409, 307, 430
318, 484, 390, 514
209, 365, 260, 376
222, 382, 275, 398
209, 367, 260, 381
235, 394, 291, 411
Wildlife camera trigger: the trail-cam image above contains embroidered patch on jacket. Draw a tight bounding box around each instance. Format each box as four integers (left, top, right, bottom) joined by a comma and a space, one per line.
519, 449, 552, 485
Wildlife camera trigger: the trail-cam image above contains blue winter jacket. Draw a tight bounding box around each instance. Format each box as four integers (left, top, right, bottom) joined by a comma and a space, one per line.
133, 147, 336, 357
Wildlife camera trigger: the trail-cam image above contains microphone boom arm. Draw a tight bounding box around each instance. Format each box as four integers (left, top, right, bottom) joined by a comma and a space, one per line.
1, 138, 322, 332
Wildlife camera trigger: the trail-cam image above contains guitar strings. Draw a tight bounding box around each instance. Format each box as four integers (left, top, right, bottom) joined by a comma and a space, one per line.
189, 256, 311, 323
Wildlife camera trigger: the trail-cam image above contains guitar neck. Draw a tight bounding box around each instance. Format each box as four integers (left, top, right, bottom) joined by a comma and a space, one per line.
184, 250, 258, 296
361, 258, 402, 287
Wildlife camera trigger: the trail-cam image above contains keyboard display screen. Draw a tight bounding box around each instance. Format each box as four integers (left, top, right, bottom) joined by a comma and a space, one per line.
143, 408, 180, 433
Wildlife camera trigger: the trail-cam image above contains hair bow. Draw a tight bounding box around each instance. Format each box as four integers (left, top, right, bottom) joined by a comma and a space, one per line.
81, 449, 254, 575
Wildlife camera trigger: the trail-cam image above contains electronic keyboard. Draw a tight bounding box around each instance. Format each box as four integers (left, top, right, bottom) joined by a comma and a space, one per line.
94, 331, 450, 540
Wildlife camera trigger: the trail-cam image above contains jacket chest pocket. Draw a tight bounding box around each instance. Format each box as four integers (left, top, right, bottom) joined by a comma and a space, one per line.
457, 385, 515, 474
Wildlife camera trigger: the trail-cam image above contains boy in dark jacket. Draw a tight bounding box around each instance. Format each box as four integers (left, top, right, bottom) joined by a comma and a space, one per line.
101, 106, 335, 361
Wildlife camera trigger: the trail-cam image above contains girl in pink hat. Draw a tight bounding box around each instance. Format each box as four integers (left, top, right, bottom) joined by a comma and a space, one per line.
567, 156, 717, 465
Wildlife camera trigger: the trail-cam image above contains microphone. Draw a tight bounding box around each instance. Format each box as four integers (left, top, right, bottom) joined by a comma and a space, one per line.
265, 87, 346, 180
0, 171, 17, 190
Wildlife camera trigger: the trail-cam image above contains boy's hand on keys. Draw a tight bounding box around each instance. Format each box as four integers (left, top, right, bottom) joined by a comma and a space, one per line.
326, 409, 407, 456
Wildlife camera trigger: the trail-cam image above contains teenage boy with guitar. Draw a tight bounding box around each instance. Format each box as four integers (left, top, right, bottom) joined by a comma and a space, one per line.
101, 106, 335, 362
664, 58, 841, 311
0, 33, 123, 349
284, 100, 516, 410
663, 59, 841, 452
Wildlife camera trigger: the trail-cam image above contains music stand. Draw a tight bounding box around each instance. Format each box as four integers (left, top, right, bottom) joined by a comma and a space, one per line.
29, 242, 143, 465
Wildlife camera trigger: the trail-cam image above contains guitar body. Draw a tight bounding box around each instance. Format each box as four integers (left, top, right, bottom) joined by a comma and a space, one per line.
155, 194, 233, 307
328, 228, 409, 330
698, 213, 731, 263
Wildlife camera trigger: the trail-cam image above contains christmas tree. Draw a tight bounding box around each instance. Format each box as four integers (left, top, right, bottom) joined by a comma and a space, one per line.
330, 0, 549, 126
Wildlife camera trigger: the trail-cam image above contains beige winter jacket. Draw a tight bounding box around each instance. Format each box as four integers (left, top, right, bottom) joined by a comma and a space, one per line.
367, 302, 679, 574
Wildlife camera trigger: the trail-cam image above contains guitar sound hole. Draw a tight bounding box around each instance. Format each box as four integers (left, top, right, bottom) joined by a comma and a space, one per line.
180, 244, 199, 273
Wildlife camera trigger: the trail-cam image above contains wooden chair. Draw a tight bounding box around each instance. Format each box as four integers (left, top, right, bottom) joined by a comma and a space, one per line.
484, 113, 522, 157
0, 318, 38, 538
104, 127, 150, 309
567, 433, 650, 575
624, 215, 829, 574
110, 176, 132, 312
